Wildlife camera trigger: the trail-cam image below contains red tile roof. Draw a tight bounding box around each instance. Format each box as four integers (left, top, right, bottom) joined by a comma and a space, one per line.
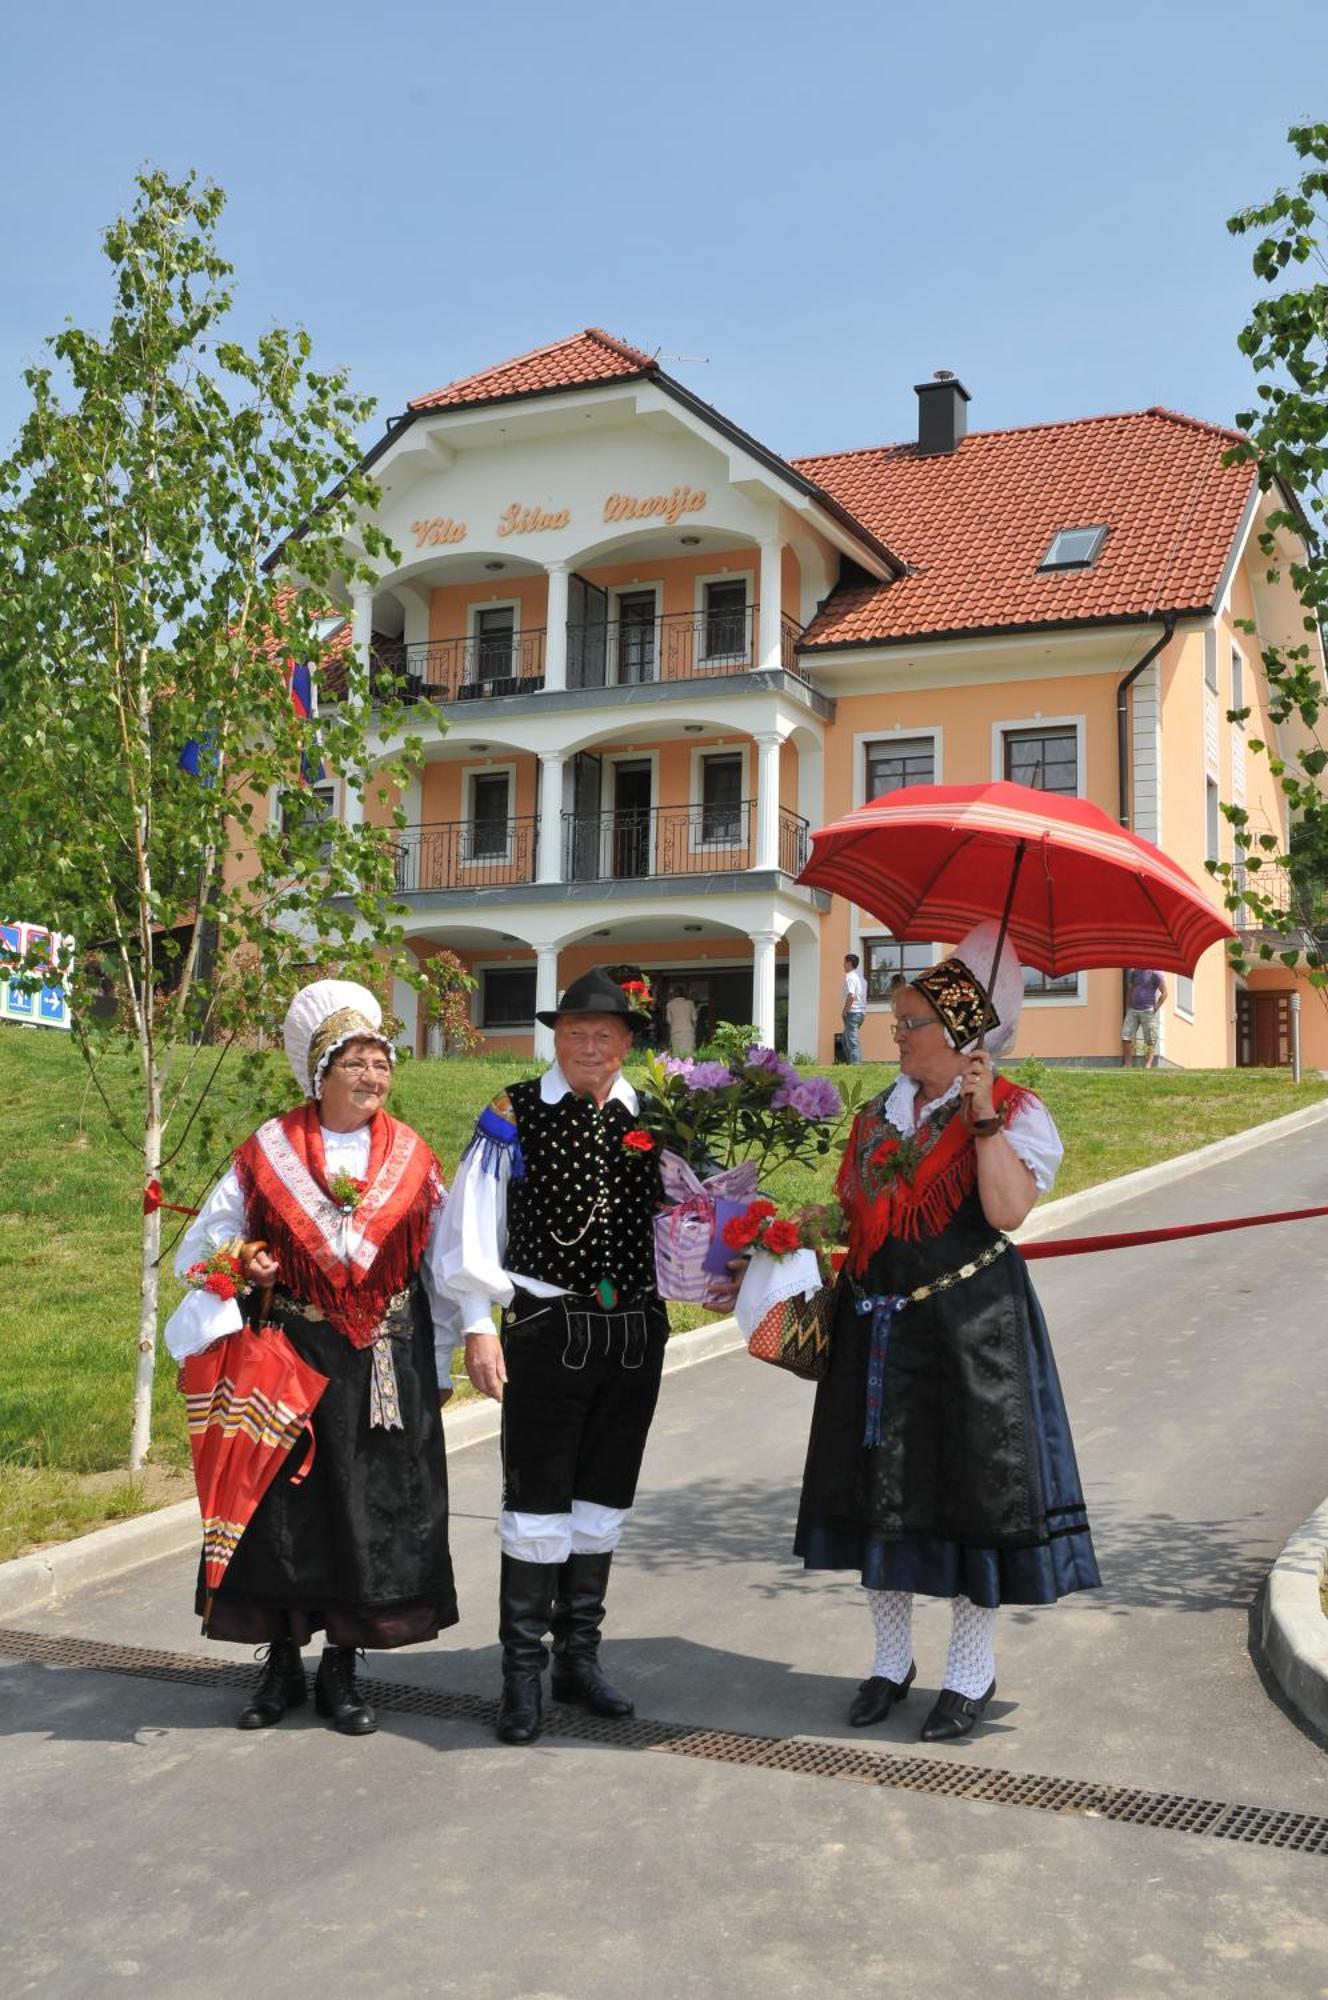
410, 328, 657, 412
792, 408, 1256, 648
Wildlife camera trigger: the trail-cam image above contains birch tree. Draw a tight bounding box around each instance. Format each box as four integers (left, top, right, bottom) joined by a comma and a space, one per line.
0, 171, 429, 1467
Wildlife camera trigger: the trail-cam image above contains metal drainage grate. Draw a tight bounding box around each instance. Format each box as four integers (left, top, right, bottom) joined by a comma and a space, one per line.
4, 1625, 1328, 1855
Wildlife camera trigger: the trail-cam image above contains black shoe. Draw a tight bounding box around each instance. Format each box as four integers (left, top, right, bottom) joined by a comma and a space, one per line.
550, 1551, 634, 1719
847, 1662, 915, 1728
236, 1639, 306, 1730
314, 1646, 377, 1736
920, 1679, 996, 1742
496, 1554, 559, 1746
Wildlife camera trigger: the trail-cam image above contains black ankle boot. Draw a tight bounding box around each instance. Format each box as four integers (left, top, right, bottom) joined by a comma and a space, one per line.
314, 1646, 377, 1736
497, 1554, 559, 1745
237, 1638, 306, 1730
550, 1551, 633, 1719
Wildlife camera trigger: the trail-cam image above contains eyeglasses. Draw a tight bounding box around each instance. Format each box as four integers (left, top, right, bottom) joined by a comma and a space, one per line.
334, 1058, 394, 1079
889, 1013, 942, 1037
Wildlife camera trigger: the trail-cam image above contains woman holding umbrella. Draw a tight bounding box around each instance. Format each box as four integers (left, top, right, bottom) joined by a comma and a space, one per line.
794, 923, 1099, 1740
164, 979, 463, 1735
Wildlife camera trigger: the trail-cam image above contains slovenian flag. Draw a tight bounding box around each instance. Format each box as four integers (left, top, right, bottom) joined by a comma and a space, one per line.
286, 660, 325, 784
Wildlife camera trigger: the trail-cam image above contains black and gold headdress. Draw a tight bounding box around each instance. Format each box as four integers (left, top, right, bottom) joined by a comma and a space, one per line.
911, 955, 1000, 1051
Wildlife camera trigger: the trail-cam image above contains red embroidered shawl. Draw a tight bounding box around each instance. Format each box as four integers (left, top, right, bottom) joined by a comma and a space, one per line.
234, 1103, 444, 1347
838, 1075, 1032, 1276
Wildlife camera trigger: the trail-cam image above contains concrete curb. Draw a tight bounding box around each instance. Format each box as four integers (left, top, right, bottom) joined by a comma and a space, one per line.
1262, 1499, 1328, 1737
1015, 1096, 1328, 1243
3, 1094, 1322, 1621
0, 1318, 744, 1622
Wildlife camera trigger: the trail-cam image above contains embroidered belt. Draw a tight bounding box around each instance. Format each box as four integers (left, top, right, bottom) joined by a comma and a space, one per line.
272, 1287, 411, 1432
853, 1237, 1012, 1447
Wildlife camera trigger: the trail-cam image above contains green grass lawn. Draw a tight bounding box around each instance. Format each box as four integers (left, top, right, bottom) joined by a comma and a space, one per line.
1, 1025, 1323, 1559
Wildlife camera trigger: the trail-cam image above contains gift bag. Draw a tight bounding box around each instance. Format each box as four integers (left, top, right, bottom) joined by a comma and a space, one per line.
654, 1152, 761, 1302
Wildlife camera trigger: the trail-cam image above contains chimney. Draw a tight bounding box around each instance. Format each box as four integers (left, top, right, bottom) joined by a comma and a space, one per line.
915, 371, 970, 456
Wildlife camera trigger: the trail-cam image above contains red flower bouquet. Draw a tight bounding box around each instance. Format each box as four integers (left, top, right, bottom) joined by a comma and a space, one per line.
184, 1246, 249, 1302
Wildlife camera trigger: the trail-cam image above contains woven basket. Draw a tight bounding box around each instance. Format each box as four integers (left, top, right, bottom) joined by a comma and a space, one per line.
746, 1280, 838, 1382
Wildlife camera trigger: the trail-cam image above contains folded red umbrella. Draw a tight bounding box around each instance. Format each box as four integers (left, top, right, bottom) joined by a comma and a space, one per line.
799, 780, 1234, 976
181, 1323, 329, 1629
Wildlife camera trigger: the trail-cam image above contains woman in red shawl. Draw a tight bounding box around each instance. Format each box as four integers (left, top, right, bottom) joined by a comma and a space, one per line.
165, 979, 462, 1735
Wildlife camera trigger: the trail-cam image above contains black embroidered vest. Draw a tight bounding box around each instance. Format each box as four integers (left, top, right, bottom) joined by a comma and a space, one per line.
504, 1079, 662, 1298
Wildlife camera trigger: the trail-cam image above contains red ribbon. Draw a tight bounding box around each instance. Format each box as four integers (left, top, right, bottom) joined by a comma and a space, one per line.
143, 1179, 200, 1219
1020, 1202, 1328, 1261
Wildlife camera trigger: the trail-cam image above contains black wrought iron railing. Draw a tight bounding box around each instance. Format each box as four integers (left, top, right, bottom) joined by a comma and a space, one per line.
567, 605, 758, 688
780, 806, 810, 875
373, 631, 547, 705
392, 816, 539, 892
559, 802, 810, 883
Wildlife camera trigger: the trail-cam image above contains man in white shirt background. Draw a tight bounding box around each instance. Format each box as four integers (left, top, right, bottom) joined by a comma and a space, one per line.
842, 952, 867, 1064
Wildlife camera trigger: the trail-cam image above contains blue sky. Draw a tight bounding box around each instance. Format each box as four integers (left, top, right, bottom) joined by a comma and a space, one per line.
1, 0, 1325, 461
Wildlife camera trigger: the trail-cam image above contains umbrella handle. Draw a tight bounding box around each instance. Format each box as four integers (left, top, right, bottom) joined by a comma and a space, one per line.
977, 838, 1029, 1055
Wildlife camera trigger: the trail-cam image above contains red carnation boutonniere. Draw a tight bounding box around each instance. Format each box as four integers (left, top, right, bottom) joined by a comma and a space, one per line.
623, 1128, 655, 1154
329, 1171, 369, 1213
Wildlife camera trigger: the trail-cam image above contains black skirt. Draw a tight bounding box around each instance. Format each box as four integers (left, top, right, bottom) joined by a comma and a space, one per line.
197, 1281, 458, 1648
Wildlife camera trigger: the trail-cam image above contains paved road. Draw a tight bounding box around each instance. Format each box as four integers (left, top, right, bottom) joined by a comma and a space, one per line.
5, 1124, 1328, 1997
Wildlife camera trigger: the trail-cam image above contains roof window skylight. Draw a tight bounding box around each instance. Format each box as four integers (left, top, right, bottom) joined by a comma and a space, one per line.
1039, 525, 1108, 571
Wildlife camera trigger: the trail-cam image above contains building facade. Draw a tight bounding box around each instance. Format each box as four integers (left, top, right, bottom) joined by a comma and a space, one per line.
284, 328, 1326, 1067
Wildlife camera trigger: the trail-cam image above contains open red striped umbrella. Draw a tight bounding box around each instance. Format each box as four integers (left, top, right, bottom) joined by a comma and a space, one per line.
181, 1324, 329, 1629
799, 780, 1234, 975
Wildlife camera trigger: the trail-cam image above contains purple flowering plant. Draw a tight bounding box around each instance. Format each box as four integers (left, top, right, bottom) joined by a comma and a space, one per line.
641, 1040, 860, 1185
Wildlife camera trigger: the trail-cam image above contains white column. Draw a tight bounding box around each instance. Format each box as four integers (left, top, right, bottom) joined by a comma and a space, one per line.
534, 946, 560, 1061
758, 538, 783, 675
345, 581, 374, 827
755, 731, 782, 871
392, 974, 420, 1058
538, 751, 565, 883
544, 561, 569, 694
785, 926, 820, 1063
751, 928, 778, 1047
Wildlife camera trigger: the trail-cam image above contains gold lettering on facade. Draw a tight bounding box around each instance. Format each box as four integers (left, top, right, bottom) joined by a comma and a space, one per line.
411, 517, 467, 547
602, 486, 706, 526
497, 502, 572, 536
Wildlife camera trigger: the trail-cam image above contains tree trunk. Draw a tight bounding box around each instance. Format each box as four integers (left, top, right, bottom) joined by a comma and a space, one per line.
130, 1069, 163, 1470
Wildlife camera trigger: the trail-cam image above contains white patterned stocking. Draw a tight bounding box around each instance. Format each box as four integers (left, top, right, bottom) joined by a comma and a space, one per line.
864, 1588, 913, 1684
944, 1595, 997, 1699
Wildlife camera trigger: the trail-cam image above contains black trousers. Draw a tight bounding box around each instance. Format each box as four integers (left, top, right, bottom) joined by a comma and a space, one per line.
499, 1292, 668, 1515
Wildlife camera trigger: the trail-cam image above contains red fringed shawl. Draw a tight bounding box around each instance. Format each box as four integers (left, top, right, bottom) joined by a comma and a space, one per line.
234, 1104, 444, 1348
838, 1076, 1033, 1276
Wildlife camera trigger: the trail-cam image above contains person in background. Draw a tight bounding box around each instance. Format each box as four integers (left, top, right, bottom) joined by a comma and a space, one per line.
665, 984, 698, 1057
1122, 968, 1167, 1068
163, 980, 462, 1737
796, 923, 1099, 1742
842, 953, 867, 1064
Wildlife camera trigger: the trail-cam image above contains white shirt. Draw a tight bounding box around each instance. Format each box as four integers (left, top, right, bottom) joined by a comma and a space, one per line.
882, 1073, 1063, 1195
161, 1123, 464, 1374
436, 1062, 640, 1338
843, 967, 867, 1013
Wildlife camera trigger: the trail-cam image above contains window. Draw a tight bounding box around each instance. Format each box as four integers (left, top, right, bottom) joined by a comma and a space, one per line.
1204, 629, 1219, 693
866, 735, 935, 801
864, 937, 935, 1001
699, 752, 744, 846
616, 589, 657, 685
1175, 975, 1195, 1018
1023, 965, 1079, 998
468, 771, 511, 861
1230, 646, 1245, 722
1038, 526, 1107, 571
475, 606, 515, 684
481, 966, 536, 1029
1206, 778, 1221, 864
702, 580, 748, 663
1003, 726, 1078, 795
280, 782, 336, 862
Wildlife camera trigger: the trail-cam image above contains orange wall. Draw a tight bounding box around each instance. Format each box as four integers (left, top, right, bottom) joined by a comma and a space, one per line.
427, 545, 800, 640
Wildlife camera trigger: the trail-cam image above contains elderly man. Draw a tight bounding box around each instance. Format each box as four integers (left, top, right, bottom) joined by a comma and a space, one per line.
165, 979, 462, 1737
440, 967, 727, 1745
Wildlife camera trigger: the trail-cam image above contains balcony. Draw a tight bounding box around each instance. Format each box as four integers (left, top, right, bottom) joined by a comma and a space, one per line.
388, 804, 809, 895
392, 816, 539, 892
371, 608, 813, 706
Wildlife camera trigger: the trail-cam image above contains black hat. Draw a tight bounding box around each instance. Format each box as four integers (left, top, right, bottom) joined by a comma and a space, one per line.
536, 967, 653, 1029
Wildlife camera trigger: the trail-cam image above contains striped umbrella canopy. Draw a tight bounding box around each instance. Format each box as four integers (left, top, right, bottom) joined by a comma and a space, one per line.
799, 780, 1235, 976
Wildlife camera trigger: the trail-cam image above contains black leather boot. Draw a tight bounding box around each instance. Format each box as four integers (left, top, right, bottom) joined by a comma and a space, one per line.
497, 1554, 558, 1745
550, 1551, 634, 1719
314, 1645, 377, 1736
236, 1638, 307, 1730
